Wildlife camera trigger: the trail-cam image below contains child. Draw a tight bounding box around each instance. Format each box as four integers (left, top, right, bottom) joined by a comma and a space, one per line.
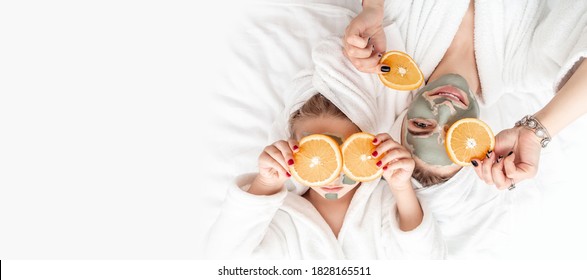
205, 37, 445, 259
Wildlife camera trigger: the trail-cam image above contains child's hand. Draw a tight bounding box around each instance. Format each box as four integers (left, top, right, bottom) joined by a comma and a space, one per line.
249, 139, 299, 195
372, 133, 415, 191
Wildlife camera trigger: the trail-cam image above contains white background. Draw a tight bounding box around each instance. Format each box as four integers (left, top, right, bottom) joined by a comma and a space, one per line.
0, 0, 240, 259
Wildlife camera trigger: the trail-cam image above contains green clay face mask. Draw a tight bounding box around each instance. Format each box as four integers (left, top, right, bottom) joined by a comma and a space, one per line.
404, 74, 480, 166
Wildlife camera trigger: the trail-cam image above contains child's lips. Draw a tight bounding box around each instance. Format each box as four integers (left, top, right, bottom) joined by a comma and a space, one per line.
320, 186, 343, 193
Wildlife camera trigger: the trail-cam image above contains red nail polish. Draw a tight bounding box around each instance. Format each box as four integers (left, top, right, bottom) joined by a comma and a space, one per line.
372, 138, 378, 144
286, 172, 291, 177
288, 159, 294, 165
372, 151, 378, 157
293, 145, 298, 151
376, 161, 382, 167
383, 166, 388, 170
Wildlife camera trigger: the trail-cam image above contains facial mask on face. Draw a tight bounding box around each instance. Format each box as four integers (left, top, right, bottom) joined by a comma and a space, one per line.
405, 74, 480, 166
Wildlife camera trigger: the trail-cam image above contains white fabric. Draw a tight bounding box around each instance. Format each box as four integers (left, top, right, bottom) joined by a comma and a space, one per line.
210, 0, 587, 259
205, 176, 445, 259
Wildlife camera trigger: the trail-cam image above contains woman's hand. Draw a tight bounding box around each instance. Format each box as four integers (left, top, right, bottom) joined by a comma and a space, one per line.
343, 3, 387, 73
471, 126, 542, 190
249, 139, 299, 195
372, 133, 415, 191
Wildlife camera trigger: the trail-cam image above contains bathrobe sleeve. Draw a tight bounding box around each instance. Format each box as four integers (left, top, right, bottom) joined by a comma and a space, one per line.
380, 187, 447, 259
204, 173, 288, 259
536, 1, 587, 92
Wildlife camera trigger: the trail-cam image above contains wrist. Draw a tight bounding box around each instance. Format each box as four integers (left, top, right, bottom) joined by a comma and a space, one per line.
362, 0, 384, 9
515, 114, 552, 148
249, 175, 283, 195
388, 181, 413, 193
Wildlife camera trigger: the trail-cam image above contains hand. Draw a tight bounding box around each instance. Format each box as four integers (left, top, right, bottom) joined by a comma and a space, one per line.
343, 5, 387, 73
372, 133, 415, 191
249, 139, 299, 195
471, 126, 542, 190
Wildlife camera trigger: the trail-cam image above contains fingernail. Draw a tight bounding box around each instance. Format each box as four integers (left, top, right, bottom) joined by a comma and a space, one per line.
497, 155, 504, 163
372, 138, 378, 144
486, 150, 493, 158
507, 151, 513, 157
372, 44, 375, 51
293, 145, 299, 151
471, 160, 478, 167
376, 161, 382, 167
378, 53, 382, 58
383, 165, 388, 171
288, 159, 294, 166
381, 65, 390, 72
367, 37, 371, 43
286, 172, 291, 177
372, 151, 378, 157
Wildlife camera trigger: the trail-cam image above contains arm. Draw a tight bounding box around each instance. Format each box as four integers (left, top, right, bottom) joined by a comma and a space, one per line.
473, 60, 587, 189
535, 59, 587, 136
372, 133, 422, 231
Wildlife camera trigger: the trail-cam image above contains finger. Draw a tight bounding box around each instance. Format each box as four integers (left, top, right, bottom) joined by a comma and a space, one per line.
481, 150, 495, 185
503, 150, 537, 181
471, 158, 484, 179
372, 135, 400, 159
503, 152, 517, 179
345, 44, 374, 59
379, 147, 411, 167
372, 133, 392, 146
384, 158, 415, 173
259, 152, 290, 178
274, 140, 295, 167
491, 155, 509, 190
288, 139, 300, 153
264, 145, 289, 171
351, 54, 386, 73
345, 33, 369, 49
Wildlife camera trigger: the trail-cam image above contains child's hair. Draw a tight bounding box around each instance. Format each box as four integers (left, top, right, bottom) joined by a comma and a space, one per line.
288, 93, 349, 134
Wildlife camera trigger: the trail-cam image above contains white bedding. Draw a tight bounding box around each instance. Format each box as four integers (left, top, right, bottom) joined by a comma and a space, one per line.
207, 0, 587, 259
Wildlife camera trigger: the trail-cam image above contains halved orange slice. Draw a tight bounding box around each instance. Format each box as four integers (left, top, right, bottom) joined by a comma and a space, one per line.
378, 51, 424, 91
341, 132, 383, 182
290, 134, 343, 187
445, 118, 495, 166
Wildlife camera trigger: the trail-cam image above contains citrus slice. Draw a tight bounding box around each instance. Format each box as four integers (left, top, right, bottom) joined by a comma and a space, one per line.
290, 134, 343, 187
378, 51, 424, 91
341, 132, 383, 182
445, 118, 495, 166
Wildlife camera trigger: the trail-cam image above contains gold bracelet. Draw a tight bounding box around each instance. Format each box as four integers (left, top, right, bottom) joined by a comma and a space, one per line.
515, 115, 551, 148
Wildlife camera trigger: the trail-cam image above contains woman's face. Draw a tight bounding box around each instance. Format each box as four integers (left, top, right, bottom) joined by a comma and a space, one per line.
292, 115, 361, 200
402, 74, 480, 166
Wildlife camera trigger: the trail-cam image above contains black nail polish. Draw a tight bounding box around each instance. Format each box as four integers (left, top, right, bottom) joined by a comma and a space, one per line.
507, 151, 513, 157
497, 155, 504, 163
471, 160, 478, 167
367, 37, 371, 43
378, 53, 382, 58
486, 150, 492, 158
381, 65, 390, 72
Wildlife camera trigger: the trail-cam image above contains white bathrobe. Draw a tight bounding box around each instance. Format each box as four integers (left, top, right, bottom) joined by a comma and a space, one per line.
205, 175, 445, 259
205, 37, 446, 259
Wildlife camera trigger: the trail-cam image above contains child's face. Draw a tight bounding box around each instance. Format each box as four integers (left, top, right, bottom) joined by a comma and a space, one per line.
292, 115, 361, 200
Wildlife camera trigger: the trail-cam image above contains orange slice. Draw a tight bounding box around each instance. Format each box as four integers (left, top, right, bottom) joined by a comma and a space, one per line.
445, 118, 495, 166
290, 134, 343, 187
341, 132, 383, 182
378, 51, 424, 91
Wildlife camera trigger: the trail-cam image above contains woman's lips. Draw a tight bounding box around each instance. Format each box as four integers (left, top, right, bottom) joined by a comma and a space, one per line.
428, 85, 468, 107
320, 186, 343, 193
